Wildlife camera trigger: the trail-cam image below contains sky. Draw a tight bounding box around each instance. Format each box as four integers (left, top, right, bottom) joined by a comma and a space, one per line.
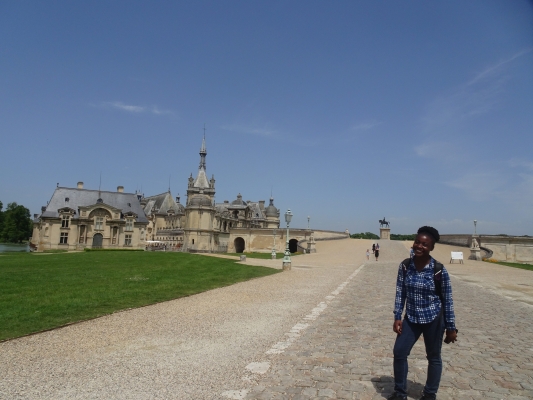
1, 1, 532, 235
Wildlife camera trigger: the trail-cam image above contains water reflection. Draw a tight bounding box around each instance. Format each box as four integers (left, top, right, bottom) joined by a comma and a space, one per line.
0, 243, 30, 253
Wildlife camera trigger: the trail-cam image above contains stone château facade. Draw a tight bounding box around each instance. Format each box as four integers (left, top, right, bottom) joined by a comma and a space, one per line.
31, 137, 281, 252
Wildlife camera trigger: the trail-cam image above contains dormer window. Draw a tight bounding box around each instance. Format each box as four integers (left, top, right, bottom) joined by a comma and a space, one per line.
125, 219, 134, 232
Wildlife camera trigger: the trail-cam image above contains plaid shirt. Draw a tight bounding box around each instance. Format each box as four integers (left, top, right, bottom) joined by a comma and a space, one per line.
393, 257, 456, 330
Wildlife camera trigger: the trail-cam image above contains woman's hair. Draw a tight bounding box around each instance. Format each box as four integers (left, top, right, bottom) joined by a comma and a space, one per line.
417, 226, 440, 243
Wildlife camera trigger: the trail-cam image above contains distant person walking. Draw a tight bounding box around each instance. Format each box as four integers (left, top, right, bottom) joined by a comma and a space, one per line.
366, 249, 370, 260
372, 243, 376, 253
375, 248, 380, 261
387, 226, 457, 400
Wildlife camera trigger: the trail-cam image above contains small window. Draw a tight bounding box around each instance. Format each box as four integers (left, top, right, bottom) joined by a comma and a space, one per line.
125, 219, 134, 232
124, 234, 132, 246
61, 215, 70, 228
60, 232, 69, 244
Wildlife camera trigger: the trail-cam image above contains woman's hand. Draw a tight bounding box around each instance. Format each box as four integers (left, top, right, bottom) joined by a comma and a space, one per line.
444, 329, 458, 344
393, 319, 402, 335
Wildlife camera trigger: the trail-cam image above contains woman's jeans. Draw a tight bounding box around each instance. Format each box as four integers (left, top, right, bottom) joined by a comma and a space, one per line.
393, 314, 445, 398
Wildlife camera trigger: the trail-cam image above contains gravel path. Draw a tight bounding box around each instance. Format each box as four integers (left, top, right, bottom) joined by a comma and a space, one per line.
0, 239, 371, 399
2, 239, 532, 399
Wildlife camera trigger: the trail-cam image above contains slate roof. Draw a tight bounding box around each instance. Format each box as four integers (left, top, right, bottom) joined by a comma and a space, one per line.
39, 187, 148, 223
193, 168, 210, 189
143, 192, 183, 216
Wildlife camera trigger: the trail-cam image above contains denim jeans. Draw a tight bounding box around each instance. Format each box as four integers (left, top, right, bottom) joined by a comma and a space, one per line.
392, 314, 445, 399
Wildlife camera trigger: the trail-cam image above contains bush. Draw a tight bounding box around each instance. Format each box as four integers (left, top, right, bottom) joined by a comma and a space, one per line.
84, 248, 145, 252
350, 232, 379, 239
390, 234, 416, 241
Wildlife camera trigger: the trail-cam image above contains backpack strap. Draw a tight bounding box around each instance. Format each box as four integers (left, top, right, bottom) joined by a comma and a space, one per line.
401, 258, 410, 278
433, 260, 444, 304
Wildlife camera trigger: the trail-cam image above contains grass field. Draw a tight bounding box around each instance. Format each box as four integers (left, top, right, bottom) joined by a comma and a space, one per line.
485, 260, 533, 271
0, 251, 280, 341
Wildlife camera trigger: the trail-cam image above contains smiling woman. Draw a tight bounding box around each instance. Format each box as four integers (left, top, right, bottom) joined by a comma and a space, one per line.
388, 226, 457, 400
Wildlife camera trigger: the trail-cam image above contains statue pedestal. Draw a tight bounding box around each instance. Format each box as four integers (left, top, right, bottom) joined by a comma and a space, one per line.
380, 228, 390, 240
307, 232, 316, 253
469, 248, 482, 261
282, 261, 291, 271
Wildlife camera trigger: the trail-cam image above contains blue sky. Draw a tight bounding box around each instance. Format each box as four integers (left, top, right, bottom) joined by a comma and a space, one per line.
1, 1, 532, 235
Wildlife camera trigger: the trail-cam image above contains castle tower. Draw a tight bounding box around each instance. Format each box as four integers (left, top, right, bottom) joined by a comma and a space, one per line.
265, 197, 280, 228
184, 134, 216, 252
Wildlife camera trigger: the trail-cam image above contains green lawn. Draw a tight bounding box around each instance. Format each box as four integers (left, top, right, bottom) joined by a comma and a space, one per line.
0, 251, 280, 341
484, 260, 533, 271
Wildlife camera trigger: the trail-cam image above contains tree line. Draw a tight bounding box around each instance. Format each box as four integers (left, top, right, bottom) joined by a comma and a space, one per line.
0, 201, 33, 243
350, 232, 416, 241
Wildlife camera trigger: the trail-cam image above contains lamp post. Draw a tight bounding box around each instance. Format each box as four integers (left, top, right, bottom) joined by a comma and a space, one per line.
473, 220, 478, 236
282, 209, 293, 270
307, 216, 310, 231
271, 229, 277, 259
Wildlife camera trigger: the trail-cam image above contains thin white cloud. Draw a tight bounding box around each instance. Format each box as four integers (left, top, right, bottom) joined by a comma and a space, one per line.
221, 124, 276, 136
420, 49, 532, 134
96, 101, 174, 116
446, 172, 504, 201
350, 120, 382, 131
415, 142, 453, 158
509, 158, 533, 171
151, 106, 174, 116
468, 48, 532, 86
102, 101, 145, 113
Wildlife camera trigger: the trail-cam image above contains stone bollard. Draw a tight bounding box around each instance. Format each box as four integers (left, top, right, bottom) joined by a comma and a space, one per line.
240, 255, 246, 261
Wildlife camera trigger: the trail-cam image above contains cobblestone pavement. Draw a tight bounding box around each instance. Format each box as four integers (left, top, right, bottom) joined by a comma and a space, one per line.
239, 240, 533, 400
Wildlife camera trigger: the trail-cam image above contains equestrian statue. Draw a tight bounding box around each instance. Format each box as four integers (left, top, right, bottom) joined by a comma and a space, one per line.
379, 217, 390, 228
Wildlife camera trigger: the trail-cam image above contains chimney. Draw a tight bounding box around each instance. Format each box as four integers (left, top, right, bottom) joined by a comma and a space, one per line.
77, 181, 84, 189
259, 200, 265, 210
41, 206, 46, 212
117, 186, 124, 193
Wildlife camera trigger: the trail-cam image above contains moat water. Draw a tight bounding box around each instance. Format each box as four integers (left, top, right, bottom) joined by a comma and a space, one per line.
0, 243, 30, 253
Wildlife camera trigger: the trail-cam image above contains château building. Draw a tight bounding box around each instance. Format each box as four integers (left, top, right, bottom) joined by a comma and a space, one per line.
31, 136, 281, 253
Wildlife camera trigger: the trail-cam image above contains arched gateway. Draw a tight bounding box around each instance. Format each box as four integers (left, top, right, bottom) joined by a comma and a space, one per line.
289, 238, 298, 253
234, 237, 245, 253
92, 233, 103, 249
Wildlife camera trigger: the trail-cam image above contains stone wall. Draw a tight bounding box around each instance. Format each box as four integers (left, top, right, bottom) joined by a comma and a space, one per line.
440, 234, 533, 264
227, 228, 349, 253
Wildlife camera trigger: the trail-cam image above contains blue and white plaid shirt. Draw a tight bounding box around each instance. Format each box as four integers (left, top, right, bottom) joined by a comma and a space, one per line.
393, 257, 456, 330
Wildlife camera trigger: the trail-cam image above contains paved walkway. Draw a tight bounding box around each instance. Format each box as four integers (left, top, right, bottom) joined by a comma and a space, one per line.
239, 240, 533, 400
1, 239, 532, 399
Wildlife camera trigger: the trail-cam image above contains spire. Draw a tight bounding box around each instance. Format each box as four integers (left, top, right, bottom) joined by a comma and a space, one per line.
199, 124, 207, 170
193, 128, 210, 189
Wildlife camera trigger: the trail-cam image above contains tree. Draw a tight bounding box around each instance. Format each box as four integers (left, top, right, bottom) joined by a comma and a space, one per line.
1, 202, 33, 243
0, 201, 4, 238
350, 232, 379, 239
